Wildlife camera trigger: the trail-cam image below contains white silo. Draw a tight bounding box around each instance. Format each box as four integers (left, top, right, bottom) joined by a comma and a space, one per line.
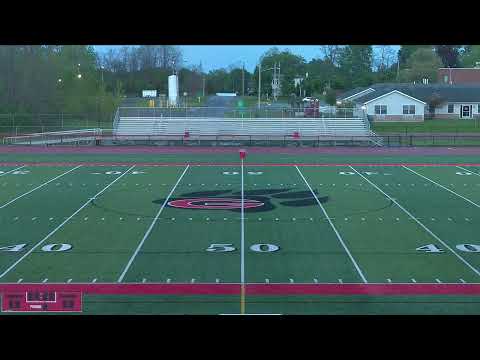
168, 74, 179, 107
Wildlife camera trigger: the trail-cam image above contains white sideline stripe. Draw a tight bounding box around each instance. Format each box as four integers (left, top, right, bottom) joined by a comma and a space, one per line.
117, 165, 190, 282
403, 166, 480, 209
0, 165, 26, 177
241, 158, 245, 284
0, 165, 136, 279
296, 166, 368, 283
0, 165, 82, 209
456, 166, 480, 177
349, 165, 480, 278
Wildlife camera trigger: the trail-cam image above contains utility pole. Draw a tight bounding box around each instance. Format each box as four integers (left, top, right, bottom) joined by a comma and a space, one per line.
203, 76, 205, 97
397, 56, 400, 81
242, 62, 245, 97
258, 61, 262, 108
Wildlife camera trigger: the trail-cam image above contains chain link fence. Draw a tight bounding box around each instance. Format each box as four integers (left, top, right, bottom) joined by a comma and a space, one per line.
116, 107, 361, 119
0, 113, 114, 138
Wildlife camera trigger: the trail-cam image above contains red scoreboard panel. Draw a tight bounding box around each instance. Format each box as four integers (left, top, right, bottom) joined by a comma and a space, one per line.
1, 291, 82, 313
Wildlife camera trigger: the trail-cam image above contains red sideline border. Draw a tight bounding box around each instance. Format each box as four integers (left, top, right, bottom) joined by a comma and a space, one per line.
1, 283, 480, 296
2, 162, 480, 167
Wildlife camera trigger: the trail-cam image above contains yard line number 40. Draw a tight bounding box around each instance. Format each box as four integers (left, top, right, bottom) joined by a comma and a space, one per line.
416, 244, 480, 253
0, 243, 72, 252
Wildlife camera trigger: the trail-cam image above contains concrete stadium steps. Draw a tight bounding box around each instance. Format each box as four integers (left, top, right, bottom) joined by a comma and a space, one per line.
114, 117, 373, 137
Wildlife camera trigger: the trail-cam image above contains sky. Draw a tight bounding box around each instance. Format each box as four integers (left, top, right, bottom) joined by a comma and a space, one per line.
93, 45, 400, 72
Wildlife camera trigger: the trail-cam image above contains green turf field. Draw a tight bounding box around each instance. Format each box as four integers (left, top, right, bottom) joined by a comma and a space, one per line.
1, 155, 480, 314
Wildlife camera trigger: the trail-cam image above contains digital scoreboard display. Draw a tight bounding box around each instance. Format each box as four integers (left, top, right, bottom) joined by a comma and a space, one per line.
1, 291, 82, 313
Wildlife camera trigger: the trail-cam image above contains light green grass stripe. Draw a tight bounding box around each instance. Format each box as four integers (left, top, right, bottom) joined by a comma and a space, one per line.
0, 165, 136, 279
349, 165, 480, 278
117, 165, 190, 282
295, 165, 368, 283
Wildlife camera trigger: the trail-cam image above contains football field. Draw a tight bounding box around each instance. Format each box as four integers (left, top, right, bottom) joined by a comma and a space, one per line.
1, 154, 480, 314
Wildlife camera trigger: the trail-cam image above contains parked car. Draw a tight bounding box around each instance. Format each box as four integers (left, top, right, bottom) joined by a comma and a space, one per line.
302, 97, 314, 102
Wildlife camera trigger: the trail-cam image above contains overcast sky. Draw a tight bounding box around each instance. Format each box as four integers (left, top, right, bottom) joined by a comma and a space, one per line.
93, 45, 400, 72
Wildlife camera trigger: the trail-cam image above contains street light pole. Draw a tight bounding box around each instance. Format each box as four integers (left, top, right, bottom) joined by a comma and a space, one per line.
258, 60, 262, 109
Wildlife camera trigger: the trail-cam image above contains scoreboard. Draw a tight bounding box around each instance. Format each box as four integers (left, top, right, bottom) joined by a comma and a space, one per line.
1, 291, 82, 313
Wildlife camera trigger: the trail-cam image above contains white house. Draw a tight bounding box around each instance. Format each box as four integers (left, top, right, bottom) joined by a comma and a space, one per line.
338, 83, 480, 122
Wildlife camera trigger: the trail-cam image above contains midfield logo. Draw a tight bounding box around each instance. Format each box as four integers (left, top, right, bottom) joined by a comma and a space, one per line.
155, 188, 328, 213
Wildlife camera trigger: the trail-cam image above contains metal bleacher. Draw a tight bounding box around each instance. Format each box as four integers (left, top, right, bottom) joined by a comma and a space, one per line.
112, 107, 383, 146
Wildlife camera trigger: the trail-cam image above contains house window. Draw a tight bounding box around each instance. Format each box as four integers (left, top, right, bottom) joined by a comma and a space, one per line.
375, 105, 387, 115
403, 105, 415, 114
448, 104, 454, 113
444, 75, 449, 83
478, 104, 480, 114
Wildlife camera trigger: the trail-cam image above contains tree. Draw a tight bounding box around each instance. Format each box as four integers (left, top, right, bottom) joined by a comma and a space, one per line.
374, 46, 397, 72
399, 48, 442, 83
426, 92, 445, 118
398, 45, 433, 68
253, 47, 306, 98
319, 45, 344, 66
435, 45, 461, 68
325, 89, 337, 106
460, 45, 480, 67
337, 45, 374, 88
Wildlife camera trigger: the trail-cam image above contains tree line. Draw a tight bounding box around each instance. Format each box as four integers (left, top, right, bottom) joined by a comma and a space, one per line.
0, 45, 122, 119
0, 45, 478, 117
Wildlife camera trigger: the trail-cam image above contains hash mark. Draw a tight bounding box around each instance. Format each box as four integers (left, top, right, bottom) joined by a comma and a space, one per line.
142, 278, 147, 283
411, 278, 417, 283
216, 278, 220, 283
67, 279, 72, 283
460, 279, 467, 283
265, 278, 270, 283
92, 278, 97, 283
17, 278, 23, 283
191, 278, 196, 283
435, 278, 442, 283
338, 279, 343, 283
42, 278, 48, 283
166, 278, 171, 283
313, 278, 318, 283
289, 278, 294, 283
387, 278, 392, 283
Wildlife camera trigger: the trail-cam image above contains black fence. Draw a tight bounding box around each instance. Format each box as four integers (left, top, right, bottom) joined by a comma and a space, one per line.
6, 132, 480, 147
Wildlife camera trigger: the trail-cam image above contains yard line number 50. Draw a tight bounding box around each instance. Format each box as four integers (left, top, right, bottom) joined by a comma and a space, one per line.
206, 243, 279, 252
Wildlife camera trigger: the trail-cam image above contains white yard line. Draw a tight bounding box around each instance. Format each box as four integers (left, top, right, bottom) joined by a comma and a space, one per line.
403, 166, 480, 209
456, 166, 480, 177
295, 165, 368, 283
117, 165, 190, 283
241, 158, 245, 284
349, 165, 480, 278
0, 165, 26, 177
0, 165, 136, 279
0, 165, 82, 209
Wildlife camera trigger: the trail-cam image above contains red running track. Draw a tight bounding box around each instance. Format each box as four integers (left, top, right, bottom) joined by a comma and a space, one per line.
1, 162, 480, 167
1, 283, 480, 296
2, 145, 480, 156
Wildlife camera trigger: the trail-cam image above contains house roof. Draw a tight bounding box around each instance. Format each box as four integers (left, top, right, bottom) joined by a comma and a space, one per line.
339, 83, 480, 104
363, 90, 426, 105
